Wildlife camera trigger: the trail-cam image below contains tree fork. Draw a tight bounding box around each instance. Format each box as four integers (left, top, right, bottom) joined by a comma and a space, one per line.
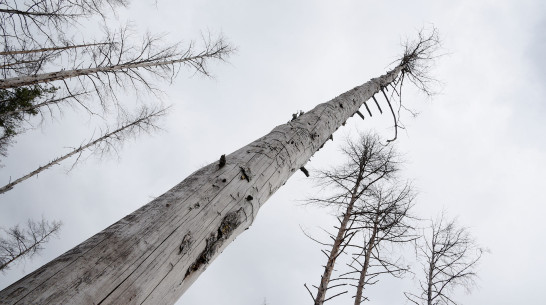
0, 66, 402, 305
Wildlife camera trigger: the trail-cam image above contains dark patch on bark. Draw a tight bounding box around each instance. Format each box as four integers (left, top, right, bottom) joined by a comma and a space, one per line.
240, 166, 251, 182
218, 154, 226, 168
246, 195, 253, 201
178, 233, 192, 255
188, 202, 200, 211
184, 209, 244, 279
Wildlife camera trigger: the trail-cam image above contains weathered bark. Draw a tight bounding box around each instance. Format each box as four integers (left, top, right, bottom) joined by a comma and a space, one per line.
0, 66, 402, 304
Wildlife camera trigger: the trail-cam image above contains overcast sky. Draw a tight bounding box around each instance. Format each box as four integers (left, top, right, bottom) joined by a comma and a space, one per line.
1, 0, 546, 304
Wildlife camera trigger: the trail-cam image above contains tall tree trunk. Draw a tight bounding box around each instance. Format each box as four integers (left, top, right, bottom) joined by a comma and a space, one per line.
427, 252, 435, 305
0, 51, 228, 89
354, 220, 379, 305
0, 43, 110, 56
313, 160, 368, 305
0, 66, 402, 305
314, 197, 356, 305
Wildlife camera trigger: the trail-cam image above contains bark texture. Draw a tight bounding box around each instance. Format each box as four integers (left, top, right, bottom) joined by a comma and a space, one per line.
0, 66, 402, 305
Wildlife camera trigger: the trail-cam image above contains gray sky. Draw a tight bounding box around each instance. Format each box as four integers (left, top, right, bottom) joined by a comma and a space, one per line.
2, 0, 546, 304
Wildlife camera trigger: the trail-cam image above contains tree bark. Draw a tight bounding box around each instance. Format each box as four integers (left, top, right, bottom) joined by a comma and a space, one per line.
0, 66, 402, 305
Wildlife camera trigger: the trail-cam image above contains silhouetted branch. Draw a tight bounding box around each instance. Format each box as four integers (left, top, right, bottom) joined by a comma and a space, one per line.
0, 217, 62, 272
0, 105, 168, 194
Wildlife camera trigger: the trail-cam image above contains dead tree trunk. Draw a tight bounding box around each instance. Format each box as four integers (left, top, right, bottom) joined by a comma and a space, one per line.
353, 217, 379, 305
0, 51, 230, 89
0, 66, 402, 304
314, 196, 356, 305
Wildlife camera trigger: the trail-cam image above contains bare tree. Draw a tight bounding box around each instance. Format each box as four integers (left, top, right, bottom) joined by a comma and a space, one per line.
0, 105, 168, 194
0, 1, 234, 187
0, 31, 232, 163
0, 0, 128, 49
0, 30, 234, 90
303, 134, 400, 305
348, 182, 415, 304
0, 218, 62, 272
302, 135, 416, 305
405, 214, 485, 305
0, 30, 439, 305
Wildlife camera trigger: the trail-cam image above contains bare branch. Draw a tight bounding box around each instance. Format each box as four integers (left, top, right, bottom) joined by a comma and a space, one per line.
0, 105, 168, 195
406, 213, 486, 305
0, 217, 62, 272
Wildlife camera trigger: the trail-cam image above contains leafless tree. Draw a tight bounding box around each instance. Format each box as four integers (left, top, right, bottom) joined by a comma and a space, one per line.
0, 29, 234, 90
303, 134, 401, 305
0, 105, 168, 194
405, 214, 485, 305
0, 0, 128, 49
0, 26, 233, 118
0, 217, 62, 272
0, 30, 440, 304
0, 30, 232, 159
346, 182, 416, 304
0, 0, 234, 186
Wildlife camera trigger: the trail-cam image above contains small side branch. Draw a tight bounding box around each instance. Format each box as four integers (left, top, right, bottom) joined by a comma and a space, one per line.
355, 111, 365, 120
304, 283, 316, 302
371, 96, 383, 114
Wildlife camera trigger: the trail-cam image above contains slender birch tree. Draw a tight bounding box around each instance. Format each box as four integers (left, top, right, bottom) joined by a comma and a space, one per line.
0, 30, 439, 304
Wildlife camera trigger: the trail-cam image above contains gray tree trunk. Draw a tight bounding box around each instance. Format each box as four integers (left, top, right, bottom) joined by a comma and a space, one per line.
0, 66, 402, 305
